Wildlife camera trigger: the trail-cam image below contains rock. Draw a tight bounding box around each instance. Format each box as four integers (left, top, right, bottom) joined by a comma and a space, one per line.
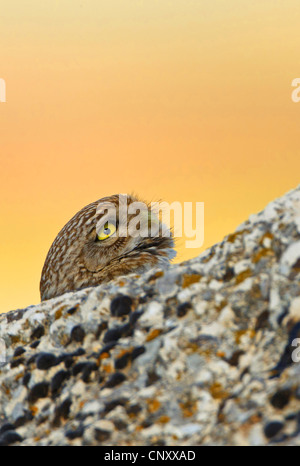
0, 185, 300, 445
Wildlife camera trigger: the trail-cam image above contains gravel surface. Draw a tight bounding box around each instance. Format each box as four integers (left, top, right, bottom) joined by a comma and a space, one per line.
0, 185, 300, 446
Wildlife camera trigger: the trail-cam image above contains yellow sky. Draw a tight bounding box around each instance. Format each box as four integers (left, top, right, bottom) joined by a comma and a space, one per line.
0, 0, 300, 312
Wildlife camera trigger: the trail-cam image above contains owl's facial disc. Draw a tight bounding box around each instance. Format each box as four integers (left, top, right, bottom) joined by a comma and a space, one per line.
83, 207, 173, 273
40, 194, 177, 301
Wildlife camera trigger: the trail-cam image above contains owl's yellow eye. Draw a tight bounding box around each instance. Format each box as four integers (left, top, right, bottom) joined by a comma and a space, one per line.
97, 221, 117, 241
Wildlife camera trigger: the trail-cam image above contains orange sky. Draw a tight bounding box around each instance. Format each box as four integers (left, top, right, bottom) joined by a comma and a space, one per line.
0, 0, 300, 312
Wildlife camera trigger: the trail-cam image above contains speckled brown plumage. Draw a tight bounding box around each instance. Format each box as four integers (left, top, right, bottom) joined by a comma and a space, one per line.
40, 194, 176, 301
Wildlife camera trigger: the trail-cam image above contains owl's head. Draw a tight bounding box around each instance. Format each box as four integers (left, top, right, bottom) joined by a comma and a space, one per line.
40, 194, 176, 300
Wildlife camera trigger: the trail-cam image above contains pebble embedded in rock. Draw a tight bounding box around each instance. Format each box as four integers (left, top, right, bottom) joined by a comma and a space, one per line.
270, 389, 291, 410
22, 372, 31, 387
264, 421, 284, 439
104, 372, 126, 389
81, 362, 98, 383
27, 382, 49, 403
72, 362, 92, 377
114, 352, 131, 370
94, 421, 114, 442
30, 324, 45, 340
51, 370, 70, 395
94, 427, 112, 442
36, 352, 58, 370
110, 295, 133, 317
0, 430, 22, 446
131, 346, 146, 361
53, 398, 72, 425
13, 346, 26, 357
70, 325, 86, 343
10, 357, 25, 368
0, 423, 15, 435
65, 426, 84, 439
177, 302, 192, 317
103, 327, 123, 344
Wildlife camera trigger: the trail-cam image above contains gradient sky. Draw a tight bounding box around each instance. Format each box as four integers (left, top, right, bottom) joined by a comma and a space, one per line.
0, 0, 300, 312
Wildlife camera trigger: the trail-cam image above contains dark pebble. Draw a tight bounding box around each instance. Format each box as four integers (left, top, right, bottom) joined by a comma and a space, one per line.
138, 295, 148, 304
226, 350, 245, 367
95, 321, 108, 339
51, 370, 70, 395
153, 438, 166, 447
30, 324, 45, 340
285, 412, 297, 421
13, 346, 26, 357
22, 372, 31, 387
10, 357, 25, 368
114, 352, 131, 370
177, 302, 192, 318
223, 266, 235, 281
113, 419, 127, 431
110, 295, 132, 317
103, 327, 123, 344
0, 423, 15, 435
103, 322, 133, 343
71, 348, 86, 357
56, 352, 74, 366
26, 354, 37, 365
129, 310, 143, 326
146, 369, 160, 386
66, 306, 78, 315
70, 325, 85, 343
72, 361, 91, 376
296, 411, 300, 432
255, 310, 270, 331
118, 322, 133, 338
27, 382, 49, 403
63, 355, 74, 369
103, 398, 128, 414
36, 352, 59, 370
0, 430, 22, 446
141, 418, 153, 428
65, 426, 84, 439
131, 346, 146, 361
30, 340, 40, 349
53, 398, 72, 425
14, 410, 33, 428
98, 342, 116, 356
277, 309, 289, 326
145, 289, 155, 299
94, 427, 111, 442
6, 309, 24, 323
264, 421, 284, 439
81, 362, 98, 383
126, 404, 142, 416
270, 389, 292, 409
104, 372, 126, 389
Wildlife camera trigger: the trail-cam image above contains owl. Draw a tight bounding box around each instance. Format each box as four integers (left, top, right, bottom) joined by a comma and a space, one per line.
40, 194, 176, 301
